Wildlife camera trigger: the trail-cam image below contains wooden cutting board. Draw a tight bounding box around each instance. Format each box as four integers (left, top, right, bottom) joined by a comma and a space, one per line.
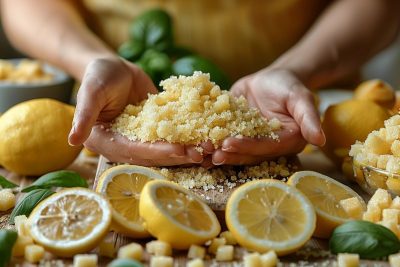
2, 150, 388, 266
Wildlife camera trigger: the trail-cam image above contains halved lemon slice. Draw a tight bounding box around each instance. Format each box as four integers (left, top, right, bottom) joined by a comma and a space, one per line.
139, 180, 221, 249
96, 165, 166, 238
287, 170, 366, 238
226, 179, 316, 256
27, 188, 111, 257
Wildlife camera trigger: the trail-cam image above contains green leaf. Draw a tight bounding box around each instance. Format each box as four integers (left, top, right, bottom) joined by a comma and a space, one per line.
0, 175, 18, 189
129, 9, 173, 52
172, 55, 231, 89
329, 220, 400, 259
21, 170, 88, 192
9, 189, 54, 224
108, 259, 144, 267
118, 40, 145, 62
0, 229, 18, 267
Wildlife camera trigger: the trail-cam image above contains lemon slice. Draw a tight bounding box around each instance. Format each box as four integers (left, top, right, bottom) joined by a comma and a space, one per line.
139, 180, 221, 249
287, 170, 366, 238
225, 179, 316, 256
96, 165, 166, 238
27, 188, 111, 257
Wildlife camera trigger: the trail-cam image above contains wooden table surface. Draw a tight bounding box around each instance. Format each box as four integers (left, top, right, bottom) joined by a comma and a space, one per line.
2, 148, 390, 267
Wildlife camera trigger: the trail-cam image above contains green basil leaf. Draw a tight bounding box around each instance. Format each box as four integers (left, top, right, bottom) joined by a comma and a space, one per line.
172, 55, 231, 90
118, 40, 145, 62
108, 259, 144, 267
9, 189, 54, 224
0, 175, 18, 189
0, 229, 18, 267
329, 220, 400, 259
21, 170, 88, 192
129, 9, 173, 52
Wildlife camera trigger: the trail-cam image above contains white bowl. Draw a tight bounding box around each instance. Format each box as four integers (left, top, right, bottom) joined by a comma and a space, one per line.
0, 59, 74, 112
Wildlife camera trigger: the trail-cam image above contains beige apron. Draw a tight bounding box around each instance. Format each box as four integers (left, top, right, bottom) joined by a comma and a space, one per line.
82, 0, 329, 80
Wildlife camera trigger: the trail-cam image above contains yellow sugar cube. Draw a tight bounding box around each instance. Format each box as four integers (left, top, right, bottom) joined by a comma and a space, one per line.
99, 240, 116, 258
387, 157, 400, 174
389, 253, 400, 267
385, 115, 400, 127
364, 132, 391, 155
12, 234, 34, 257
187, 244, 206, 259
391, 196, 400, 209
145, 240, 172, 256
378, 220, 400, 236
337, 253, 359, 267
386, 126, 400, 142
369, 188, 392, 209
219, 231, 237, 245
24, 244, 44, 263
387, 178, 400, 195
213, 94, 230, 113
187, 258, 205, 267
243, 252, 261, 267
215, 245, 234, 261
207, 237, 226, 254
150, 256, 173, 267
14, 215, 29, 237
73, 254, 98, 267
382, 209, 400, 224
339, 197, 364, 219
362, 205, 381, 222
392, 140, 400, 157
0, 189, 16, 211
260, 251, 278, 267
118, 242, 143, 261
377, 155, 391, 169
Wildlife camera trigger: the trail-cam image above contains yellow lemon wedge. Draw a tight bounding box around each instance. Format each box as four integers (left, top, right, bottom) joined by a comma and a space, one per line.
225, 179, 316, 256
139, 180, 221, 249
27, 188, 111, 257
96, 165, 166, 238
287, 171, 366, 238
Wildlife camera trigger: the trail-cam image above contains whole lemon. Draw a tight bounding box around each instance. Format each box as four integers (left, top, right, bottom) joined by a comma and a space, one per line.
0, 99, 82, 175
321, 99, 390, 167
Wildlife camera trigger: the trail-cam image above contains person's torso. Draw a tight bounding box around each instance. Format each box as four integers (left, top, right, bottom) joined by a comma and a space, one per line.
82, 0, 330, 80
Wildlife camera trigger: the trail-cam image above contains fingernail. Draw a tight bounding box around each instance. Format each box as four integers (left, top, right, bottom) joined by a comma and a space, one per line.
212, 159, 225, 165
222, 146, 237, 152
192, 158, 203, 164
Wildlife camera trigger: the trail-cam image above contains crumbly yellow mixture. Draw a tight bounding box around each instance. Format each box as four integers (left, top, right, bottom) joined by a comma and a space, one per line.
112, 72, 280, 146
154, 157, 296, 191
350, 114, 400, 174
0, 59, 53, 83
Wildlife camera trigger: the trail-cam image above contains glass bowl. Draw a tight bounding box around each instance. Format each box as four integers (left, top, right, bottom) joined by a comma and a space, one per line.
352, 159, 400, 195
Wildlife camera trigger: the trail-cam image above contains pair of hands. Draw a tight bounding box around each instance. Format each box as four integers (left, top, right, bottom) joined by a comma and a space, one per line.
68, 57, 325, 167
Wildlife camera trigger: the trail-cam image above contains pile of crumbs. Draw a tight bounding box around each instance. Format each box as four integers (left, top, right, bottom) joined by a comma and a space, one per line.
350, 113, 400, 174
155, 157, 296, 194
112, 71, 280, 146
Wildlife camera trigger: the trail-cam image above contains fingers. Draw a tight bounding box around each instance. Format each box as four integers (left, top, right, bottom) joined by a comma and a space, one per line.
84, 124, 203, 166
221, 123, 306, 156
287, 86, 326, 146
68, 73, 105, 146
212, 150, 271, 166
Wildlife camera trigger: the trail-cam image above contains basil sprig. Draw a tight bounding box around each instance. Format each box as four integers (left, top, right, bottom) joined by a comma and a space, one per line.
0, 175, 18, 189
21, 170, 88, 192
9, 189, 54, 224
330, 220, 400, 259
0, 229, 18, 267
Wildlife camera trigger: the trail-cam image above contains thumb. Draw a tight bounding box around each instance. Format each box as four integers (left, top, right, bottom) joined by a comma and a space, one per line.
68, 78, 105, 146
287, 86, 326, 146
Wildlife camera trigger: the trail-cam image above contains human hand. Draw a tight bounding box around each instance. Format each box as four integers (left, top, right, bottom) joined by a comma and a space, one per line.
68, 57, 205, 166
212, 69, 326, 166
